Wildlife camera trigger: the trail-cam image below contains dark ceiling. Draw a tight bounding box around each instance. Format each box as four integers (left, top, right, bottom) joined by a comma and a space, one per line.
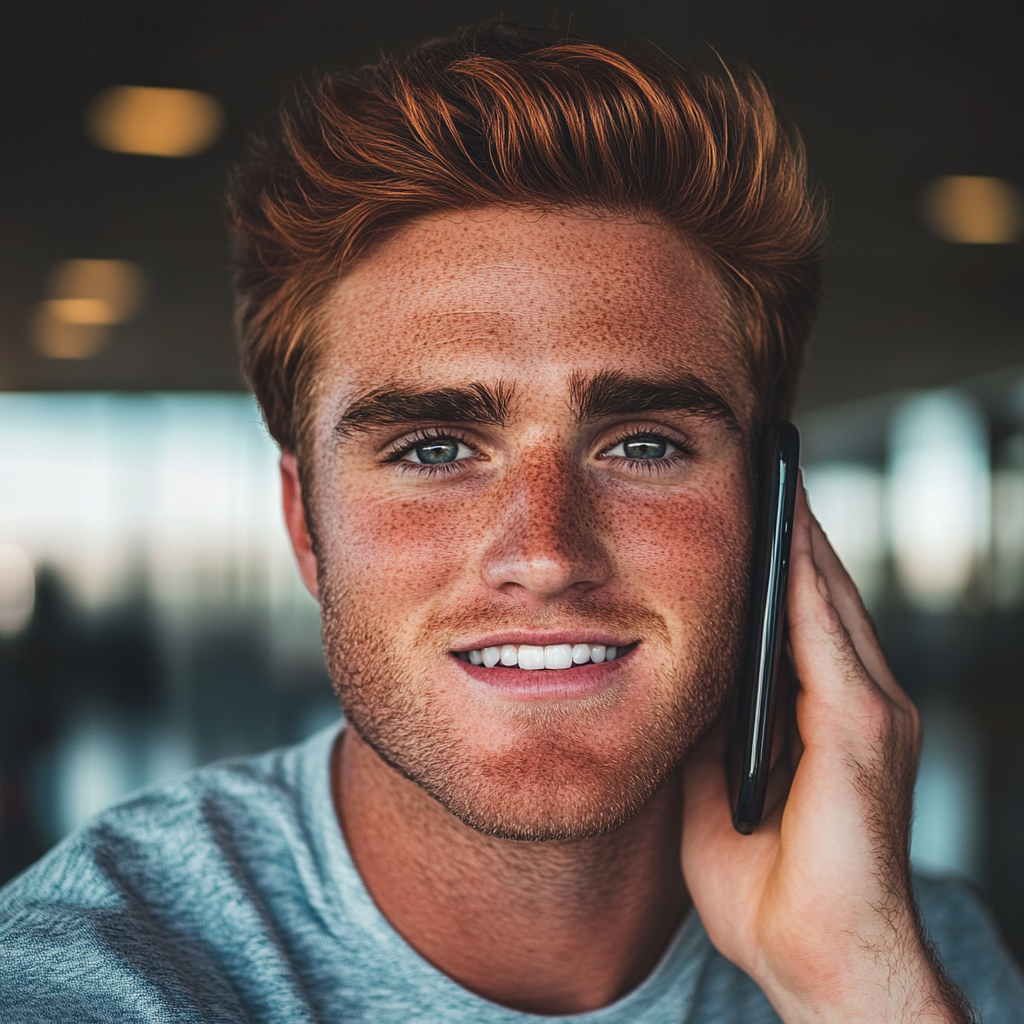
0, 0, 1021, 412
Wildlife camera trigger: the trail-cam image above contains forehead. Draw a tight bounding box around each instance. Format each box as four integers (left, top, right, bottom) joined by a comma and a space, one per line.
317, 207, 752, 422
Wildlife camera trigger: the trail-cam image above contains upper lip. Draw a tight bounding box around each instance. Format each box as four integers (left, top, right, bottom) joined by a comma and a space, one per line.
451, 631, 637, 651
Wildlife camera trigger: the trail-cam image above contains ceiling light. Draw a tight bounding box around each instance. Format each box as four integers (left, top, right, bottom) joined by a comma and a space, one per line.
920, 175, 1023, 244
32, 308, 109, 359
46, 297, 118, 325
46, 259, 145, 321
33, 259, 146, 359
85, 86, 224, 158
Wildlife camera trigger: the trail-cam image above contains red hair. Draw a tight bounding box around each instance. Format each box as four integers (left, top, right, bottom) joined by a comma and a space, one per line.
227, 22, 826, 453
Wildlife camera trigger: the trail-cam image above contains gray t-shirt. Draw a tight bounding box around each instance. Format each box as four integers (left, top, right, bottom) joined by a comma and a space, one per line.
3, 724, 1022, 1023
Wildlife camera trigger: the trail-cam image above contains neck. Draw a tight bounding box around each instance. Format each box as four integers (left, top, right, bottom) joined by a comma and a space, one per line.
333, 728, 690, 1015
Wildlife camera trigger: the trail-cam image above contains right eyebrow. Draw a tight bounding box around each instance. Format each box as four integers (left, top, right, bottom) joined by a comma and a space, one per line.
332, 381, 516, 439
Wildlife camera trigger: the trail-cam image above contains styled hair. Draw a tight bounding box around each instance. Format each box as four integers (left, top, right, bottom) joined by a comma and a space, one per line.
227, 22, 826, 454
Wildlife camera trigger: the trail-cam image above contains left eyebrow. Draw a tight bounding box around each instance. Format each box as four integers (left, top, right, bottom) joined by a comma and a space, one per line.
568, 370, 741, 433
333, 381, 516, 439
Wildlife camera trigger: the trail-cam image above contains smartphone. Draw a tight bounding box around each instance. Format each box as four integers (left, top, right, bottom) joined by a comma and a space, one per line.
731, 420, 801, 835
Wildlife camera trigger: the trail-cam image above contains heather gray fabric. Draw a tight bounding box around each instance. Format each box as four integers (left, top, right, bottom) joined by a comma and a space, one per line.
3, 724, 1022, 1023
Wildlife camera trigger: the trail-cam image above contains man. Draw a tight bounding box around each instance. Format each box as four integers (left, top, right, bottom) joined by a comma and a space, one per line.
3, 23, 1022, 1023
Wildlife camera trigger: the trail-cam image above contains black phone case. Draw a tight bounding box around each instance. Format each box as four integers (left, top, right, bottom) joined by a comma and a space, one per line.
731, 421, 800, 834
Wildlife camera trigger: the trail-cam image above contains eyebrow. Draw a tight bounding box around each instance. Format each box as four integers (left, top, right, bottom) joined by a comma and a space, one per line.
333, 381, 516, 438
569, 370, 740, 432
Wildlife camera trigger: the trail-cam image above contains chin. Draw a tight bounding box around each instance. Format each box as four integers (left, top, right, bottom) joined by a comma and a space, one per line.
342, 674, 723, 842
433, 761, 671, 842
320, 581, 743, 842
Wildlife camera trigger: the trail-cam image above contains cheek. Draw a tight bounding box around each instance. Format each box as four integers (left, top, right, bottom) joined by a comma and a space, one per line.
318, 486, 483, 605
607, 482, 753, 614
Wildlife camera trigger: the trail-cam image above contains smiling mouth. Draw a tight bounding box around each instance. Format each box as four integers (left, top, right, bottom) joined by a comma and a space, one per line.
454, 642, 635, 670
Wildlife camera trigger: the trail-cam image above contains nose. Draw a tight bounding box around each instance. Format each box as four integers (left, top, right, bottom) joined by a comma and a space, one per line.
479, 449, 611, 600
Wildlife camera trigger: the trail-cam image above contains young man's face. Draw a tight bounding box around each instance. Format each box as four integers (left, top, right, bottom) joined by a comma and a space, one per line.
297, 207, 758, 840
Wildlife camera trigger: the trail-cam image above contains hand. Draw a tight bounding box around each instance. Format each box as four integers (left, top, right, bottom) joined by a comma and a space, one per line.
681, 476, 972, 1023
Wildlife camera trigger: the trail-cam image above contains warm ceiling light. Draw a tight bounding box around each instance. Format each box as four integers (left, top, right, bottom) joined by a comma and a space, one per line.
33, 259, 146, 359
32, 308, 108, 360
46, 259, 145, 321
46, 297, 117, 325
920, 175, 1023, 244
85, 86, 224, 157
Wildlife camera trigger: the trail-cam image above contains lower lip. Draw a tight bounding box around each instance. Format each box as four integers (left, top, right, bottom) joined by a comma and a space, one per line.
451, 648, 634, 700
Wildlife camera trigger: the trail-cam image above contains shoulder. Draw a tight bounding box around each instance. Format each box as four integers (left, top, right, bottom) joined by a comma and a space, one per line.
915, 873, 1024, 1023
2, 734, 315, 912
0, 729, 338, 1023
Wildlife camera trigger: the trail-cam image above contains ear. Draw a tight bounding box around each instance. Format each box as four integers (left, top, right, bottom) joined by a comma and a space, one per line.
280, 452, 319, 601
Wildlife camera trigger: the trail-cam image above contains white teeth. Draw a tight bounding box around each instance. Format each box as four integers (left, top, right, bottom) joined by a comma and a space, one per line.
460, 642, 627, 670
544, 644, 573, 670
517, 645, 546, 671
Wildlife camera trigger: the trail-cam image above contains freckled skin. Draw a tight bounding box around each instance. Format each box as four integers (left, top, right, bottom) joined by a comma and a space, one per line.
281, 207, 964, 1023
281, 207, 757, 1012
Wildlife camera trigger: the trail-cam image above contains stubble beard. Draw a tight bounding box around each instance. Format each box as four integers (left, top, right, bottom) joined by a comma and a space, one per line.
318, 575, 747, 843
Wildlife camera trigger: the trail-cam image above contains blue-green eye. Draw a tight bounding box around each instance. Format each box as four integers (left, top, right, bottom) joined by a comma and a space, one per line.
604, 435, 677, 460
411, 440, 458, 464
403, 438, 472, 465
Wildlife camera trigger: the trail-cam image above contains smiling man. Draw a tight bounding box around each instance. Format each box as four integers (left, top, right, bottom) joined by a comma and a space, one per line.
4, 22, 1023, 1024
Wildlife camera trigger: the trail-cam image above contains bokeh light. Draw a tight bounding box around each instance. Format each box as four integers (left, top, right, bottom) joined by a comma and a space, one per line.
0, 542, 35, 637
802, 464, 885, 608
993, 434, 1024, 609
920, 175, 1024, 244
31, 308, 109, 360
911, 704, 985, 884
888, 390, 990, 612
84, 86, 224, 158
32, 259, 145, 359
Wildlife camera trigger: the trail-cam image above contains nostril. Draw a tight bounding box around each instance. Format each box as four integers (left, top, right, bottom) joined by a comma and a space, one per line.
478, 480, 610, 597
483, 545, 609, 598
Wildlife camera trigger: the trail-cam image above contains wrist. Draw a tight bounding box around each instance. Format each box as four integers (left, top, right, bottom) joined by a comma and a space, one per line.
757, 938, 974, 1024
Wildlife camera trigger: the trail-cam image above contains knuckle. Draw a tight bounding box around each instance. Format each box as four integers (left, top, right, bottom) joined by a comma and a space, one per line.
793, 581, 845, 642
816, 595, 844, 636
855, 689, 893, 745
835, 687, 893, 751
845, 690, 920, 780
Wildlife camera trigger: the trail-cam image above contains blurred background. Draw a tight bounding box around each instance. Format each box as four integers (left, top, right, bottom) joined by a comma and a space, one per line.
1, 0, 1021, 963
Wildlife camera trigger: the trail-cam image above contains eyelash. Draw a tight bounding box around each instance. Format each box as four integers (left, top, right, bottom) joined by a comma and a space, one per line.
597, 427, 697, 474
380, 425, 697, 478
381, 428, 479, 475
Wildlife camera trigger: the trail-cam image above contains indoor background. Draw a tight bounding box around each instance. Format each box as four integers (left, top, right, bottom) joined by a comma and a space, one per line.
1, 0, 1022, 964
